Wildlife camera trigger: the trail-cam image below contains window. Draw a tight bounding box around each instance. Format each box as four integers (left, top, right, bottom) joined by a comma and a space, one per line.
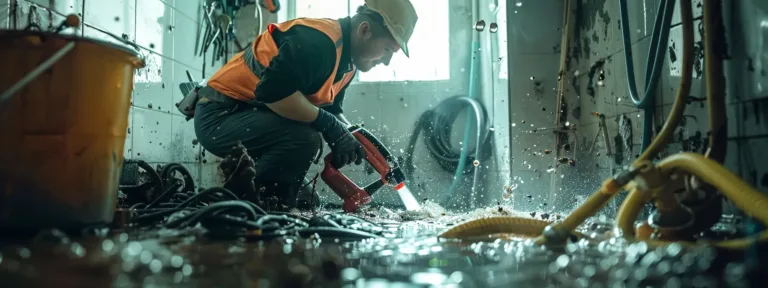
294, 0, 351, 19
497, 0, 508, 79
294, 0, 450, 82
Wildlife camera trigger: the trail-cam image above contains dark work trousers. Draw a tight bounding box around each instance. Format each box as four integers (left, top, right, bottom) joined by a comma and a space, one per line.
193, 87, 321, 208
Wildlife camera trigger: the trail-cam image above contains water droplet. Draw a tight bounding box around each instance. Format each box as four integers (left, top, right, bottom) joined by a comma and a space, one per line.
18, 247, 31, 259
565, 121, 571, 127
489, 22, 499, 33
474, 20, 486, 31
512, 123, 517, 127
150, 259, 163, 273
182, 264, 194, 276
516, 1, 523, 7
102, 239, 115, 252
473, 160, 480, 166
371, 116, 375, 120
171, 255, 184, 268
140, 250, 153, 264
489, 127, 495, 131
69, 243, 87, 258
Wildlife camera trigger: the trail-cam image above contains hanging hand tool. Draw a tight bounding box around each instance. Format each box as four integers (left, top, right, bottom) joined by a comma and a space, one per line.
321, 125, 421, 212
198, 2, 218, 57
589, 112, 613, 156
214, 16, 232, 64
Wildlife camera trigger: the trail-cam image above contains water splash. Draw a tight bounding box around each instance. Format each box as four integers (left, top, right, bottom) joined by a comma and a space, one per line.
396, 185, 421, 211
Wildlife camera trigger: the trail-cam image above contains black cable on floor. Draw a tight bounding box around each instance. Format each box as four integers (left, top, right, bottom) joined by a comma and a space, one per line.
129, 183, 386, 240
160, 163, 196, 194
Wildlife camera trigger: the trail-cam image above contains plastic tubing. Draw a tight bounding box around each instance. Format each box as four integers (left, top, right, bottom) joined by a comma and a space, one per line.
439, 216, 554, 239
702, 0, 728, 163
537, 0, 695, 243
636, 0, 695, 163
619, 153, 768, 249
448, 0, 482, 207
618, 0, 675, 151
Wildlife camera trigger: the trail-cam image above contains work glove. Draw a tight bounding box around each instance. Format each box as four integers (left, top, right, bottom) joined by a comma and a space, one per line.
310, 109, 366, 168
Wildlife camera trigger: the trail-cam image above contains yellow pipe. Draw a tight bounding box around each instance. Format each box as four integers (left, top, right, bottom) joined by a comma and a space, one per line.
616, 186, 650, 237
532, 178, 622, 244
657, 154, 768, 227
619, 153, 768, 249
439, 216, 553, 239
550, 0, 574, 201
635, 0, 694, 164
599, 0, 695, 238
617, 0, 695, 238
702, 0, 728, 163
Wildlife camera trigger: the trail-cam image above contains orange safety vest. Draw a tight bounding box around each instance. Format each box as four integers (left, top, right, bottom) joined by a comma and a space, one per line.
207, 18, 356, 106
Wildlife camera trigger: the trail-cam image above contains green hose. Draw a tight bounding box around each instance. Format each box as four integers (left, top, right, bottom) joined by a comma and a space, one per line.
447, 39, 481, 206
618, 0, 675, 152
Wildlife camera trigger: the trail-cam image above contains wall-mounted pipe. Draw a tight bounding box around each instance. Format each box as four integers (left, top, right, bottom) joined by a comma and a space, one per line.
506, 0, 515, 187
702, 0, 728, 163
549, 0, 574, 203
448, 0, 484, 209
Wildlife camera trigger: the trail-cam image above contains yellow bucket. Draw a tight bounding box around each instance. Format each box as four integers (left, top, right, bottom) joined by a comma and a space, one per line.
0, 30, 144, 230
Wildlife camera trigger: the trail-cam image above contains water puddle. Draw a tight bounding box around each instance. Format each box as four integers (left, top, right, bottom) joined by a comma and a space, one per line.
0, 208, 754, 287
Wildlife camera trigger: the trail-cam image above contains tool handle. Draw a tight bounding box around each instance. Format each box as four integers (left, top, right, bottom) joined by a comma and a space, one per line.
320, 154, 360, 198
321, 155, 372, 212
351, 127, 392, 182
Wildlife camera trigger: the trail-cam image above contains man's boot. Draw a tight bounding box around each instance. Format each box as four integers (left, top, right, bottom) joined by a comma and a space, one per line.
256, 181, 300, 212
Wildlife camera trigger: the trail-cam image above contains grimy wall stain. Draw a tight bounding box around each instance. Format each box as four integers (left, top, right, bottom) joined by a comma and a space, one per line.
558, 0, 768, 216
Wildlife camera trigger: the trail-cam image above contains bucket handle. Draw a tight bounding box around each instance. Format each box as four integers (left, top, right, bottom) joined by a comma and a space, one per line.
0, 42, 76, 105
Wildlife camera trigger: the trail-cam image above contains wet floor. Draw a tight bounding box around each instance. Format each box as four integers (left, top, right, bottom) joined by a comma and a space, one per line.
0, 205, 756, 287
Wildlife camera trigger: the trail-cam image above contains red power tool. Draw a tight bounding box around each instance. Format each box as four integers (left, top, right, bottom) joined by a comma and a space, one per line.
321, 125, 419, 212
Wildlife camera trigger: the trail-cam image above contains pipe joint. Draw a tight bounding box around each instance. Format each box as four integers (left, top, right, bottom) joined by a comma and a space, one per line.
541, 223, 573, 245
648, 204, 695, 235
631, 161, 666, 192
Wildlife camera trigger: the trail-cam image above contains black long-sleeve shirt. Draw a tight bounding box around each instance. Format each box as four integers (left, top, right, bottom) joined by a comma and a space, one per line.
253, 17, 355, 115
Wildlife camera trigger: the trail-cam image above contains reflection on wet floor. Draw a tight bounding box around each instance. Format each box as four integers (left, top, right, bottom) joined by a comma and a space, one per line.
0, 205, 756, 287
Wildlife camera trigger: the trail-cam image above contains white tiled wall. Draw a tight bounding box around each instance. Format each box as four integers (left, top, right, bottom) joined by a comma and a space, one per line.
6, 0, 225, 189
561, 0, 768, 216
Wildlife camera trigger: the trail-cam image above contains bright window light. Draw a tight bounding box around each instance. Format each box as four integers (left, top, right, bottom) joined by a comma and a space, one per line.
294, 0, 350, 19
294, 0, 450, 82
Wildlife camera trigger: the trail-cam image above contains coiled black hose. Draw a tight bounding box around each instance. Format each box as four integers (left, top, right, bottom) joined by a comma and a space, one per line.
403, 96, 493, 205
405, 96, 492, 174
160, 163, 196, 194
